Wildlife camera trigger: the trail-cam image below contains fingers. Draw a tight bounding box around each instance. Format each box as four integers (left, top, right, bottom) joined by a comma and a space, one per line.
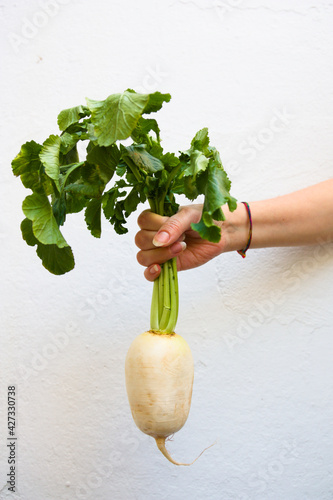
135, 229, 185, 251
152, 207, 196, 247
137, 210, 168, 231
137, 206, 201, 248
144, 264, 161, 282
137, 241, 186, 267
136, 205, 202, 281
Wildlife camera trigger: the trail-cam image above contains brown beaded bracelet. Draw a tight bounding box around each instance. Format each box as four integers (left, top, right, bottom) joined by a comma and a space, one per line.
237, 202, 252, 258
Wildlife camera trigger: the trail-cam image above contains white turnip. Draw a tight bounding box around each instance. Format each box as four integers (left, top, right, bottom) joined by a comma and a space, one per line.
125, 330, 195, 465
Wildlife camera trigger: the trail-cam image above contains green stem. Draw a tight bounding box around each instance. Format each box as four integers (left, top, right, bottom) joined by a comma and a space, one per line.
150, 279, 160, 331
165, 258, 178, 332
148, 179, 179, 334
159, 261, 171, 330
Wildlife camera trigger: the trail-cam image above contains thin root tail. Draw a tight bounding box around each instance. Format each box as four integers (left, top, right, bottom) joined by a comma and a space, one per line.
155, 437, 215, 466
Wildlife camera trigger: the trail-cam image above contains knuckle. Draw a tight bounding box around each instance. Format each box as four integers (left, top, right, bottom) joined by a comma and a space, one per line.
165, 218, 183, 235
137, 210, 149, 229
134, 231, 144, 249
136, 250, 147, 267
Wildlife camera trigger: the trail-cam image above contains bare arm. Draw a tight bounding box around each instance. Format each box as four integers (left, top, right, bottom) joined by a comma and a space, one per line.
242, 179, 333, 249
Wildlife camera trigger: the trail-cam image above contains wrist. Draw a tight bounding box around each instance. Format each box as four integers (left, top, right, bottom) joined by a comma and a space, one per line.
220, 203, 251, 254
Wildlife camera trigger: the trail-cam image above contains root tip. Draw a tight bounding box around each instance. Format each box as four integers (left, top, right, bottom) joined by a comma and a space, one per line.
155, 437, 215, 466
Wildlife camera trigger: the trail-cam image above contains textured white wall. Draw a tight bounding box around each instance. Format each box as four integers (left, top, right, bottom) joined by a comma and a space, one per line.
1, 1, 333, 499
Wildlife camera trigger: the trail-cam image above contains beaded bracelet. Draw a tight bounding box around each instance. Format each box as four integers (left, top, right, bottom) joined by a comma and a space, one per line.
237, 202, 252, 258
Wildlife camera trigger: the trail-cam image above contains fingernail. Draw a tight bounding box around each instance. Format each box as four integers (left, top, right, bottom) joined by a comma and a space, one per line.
170, 241, 187, 255
153, 231, 170, 247
149, 264, 160, 274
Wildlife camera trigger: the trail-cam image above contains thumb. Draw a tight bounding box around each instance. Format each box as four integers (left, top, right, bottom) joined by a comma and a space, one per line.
152, 207, 196, 247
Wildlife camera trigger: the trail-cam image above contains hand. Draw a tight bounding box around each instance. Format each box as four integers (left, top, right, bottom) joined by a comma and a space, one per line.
135, 205, 227, 281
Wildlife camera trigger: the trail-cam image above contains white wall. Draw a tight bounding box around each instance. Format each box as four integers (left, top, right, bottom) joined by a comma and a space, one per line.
1, 1, 333, 499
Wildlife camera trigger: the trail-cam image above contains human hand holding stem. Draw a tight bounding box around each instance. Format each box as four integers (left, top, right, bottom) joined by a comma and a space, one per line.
136, 179, 333, 287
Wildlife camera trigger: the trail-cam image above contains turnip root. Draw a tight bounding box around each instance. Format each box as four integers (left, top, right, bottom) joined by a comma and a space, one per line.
125, 330, 194, 465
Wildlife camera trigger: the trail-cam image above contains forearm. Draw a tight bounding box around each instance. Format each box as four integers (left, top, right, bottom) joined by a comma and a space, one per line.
222, 179, 333, 253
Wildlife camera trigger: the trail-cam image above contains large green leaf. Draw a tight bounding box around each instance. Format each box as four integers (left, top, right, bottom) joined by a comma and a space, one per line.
57, 105, 90, 131
86, 91, 149, 146
39, 135, 61, 191
36, 243, 75, 275
21, 217, 74, 275
22, 193, 68, 248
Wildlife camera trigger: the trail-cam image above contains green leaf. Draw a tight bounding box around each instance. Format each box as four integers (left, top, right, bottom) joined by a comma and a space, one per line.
52, 195, 67, 226
191, 216, 222, 243
124, 187, 141, 216
183, 149, 209, 179
85, 198, 102, 238
183, 175, 200, 200
59, 132, 81, 157
131, 117, 160, 143
143, 92, 171, 114
86, 91, 150, 146
57, 105, 90, 131
39, 135, 61, 191
86, 144, 120, 184
65, 192, 88, 214
182, 128, 212, 179
65, 163, 105, 198
36, 243, 75, 275
22, 193, 68, 248
60, 162, 85, 189
116, 163, 127, 177
12, 140, 42, 176
11, 141, 52, 193
112, 201, 128, 235
102, 186, 126, 219
190, 127, 210, 154
21, 218, 38, 246
20, 217, 74, 274
191, 165, 237, 242
162, 152, 180, 169
64, 181, 100, 198
121, 144, 164, 173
